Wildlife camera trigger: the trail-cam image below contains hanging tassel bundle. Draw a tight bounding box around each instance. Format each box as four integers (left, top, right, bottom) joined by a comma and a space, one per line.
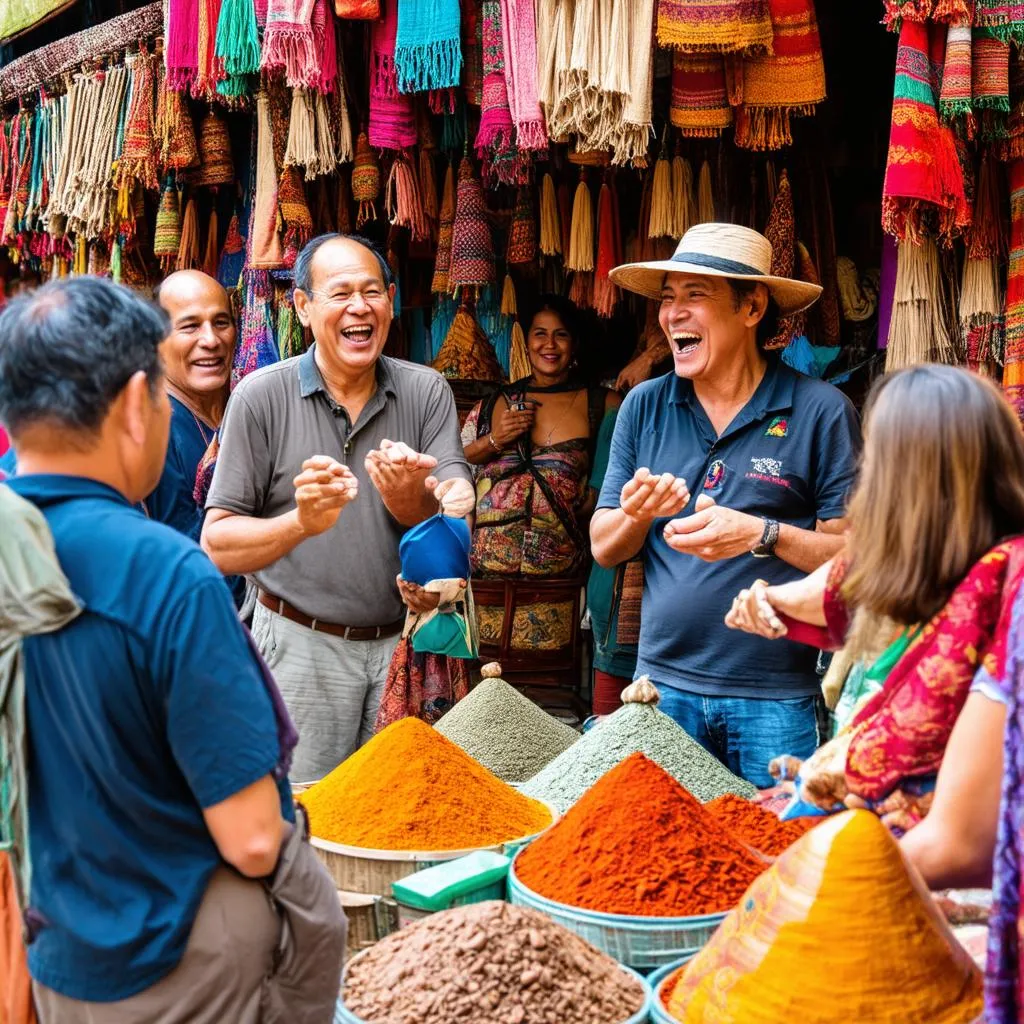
672, 155, 694, 239
333, 71, 355, 164
153, 178, 183, 268
215, 0, 261, 96
432, 300, 505, 382
202, 208, 220, 276
431, 160, 456, 294
195, 108, 235, 187
250, 91, 284, 269
567, 172, 594, 271
885, 236, 958, 370
501, 273, 531, 381
539, 173, 561, 256
558, 181, 572, 263
385, 151, 430, 242
352, 132, 380, 227
647, 147, 674, 239
697, 160, 715, 223
284, 87, 330, 179
506, 187, 536, 264
762, 169, 802, 349
278, 166, 314, 268
419, 147, 439, 240
116, 51, 160, 192
158, 83, 200, 173
176, 196, 201, 270
449, 157, 496, 293
593, 179, 622, 318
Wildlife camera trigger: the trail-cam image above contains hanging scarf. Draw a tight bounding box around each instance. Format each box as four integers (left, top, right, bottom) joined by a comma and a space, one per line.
593, 178, 622, 318
195, 0, 226, 98
394, 0, 462, 93
215, 0, 261, 95
882, 19, 970, 244
166, 0, 200, 92
261, 0, 319, 88
1001, 45, 1024, 159
939, 23, 973, 127
734, 0, 826, 151
974, 26, 1011, 141
476, 0, 515, 152
250, 92, 283, 269
763, 169, 803, 349
369, 2, 417, 149
462, 0, 485, 107
432, 160, 456, 294
313, 0, 338, 94
614, 0, 656, 166
499, 0, 547, 150
670, 54, 733, 137
115, 52, 160, 193
449, 157, 495, 291
656, 0, 773, 54
974, 0, 1024, 44
1003, 159, 1024, 420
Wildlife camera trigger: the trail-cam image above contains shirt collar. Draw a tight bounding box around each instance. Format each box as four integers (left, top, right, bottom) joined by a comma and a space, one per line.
7, 474, 133, 509
298, 345, 398, 400
669, 355, 795, 418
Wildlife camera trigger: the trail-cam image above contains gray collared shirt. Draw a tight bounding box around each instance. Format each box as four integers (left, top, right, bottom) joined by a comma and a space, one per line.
206, 347, 471, 625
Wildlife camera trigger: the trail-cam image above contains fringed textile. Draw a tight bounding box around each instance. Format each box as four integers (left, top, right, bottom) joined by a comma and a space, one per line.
352, 132, 380, 226
656, 0, 773, 54
973, 27, 1011, 141
215, 0, 261, 95
394, 0, 462, 93
593, 179, 622, 318
261, 0, 319, 89
615, 0, 656, 166
974, 0, 1024, 44
166, 0, 200, 92
500, 0, 547, 150
158, 83, 200, 173
734, 0, 826, 151
115, 51, 159, 192
449, 158, 495, 291
250, 92, 283, 269
234, 269, 280, 384
432, 161, 456, 293
670, 54, 733, 137
1003, 159, 1024, 419
176, 197, 201, 269
475, 0, 515, 153
939, 23, 973, 128
369, 4, 417, 149
883, 20, 971, 244
314, 0, 339, 94
762, 169, 802, 349
538, 173, 561, 255
385, 152, 430, 242
566, 172, 594, 272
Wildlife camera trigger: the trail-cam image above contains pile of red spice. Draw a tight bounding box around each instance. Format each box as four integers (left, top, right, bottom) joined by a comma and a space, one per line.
706, 793, 819, 857
515, 753, 765, 917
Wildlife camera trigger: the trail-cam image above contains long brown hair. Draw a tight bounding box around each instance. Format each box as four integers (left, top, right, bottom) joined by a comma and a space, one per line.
844, 365, 1024, 626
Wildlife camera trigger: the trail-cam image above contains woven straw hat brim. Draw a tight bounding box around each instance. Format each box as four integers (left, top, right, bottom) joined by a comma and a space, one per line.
609, 259, 823, 315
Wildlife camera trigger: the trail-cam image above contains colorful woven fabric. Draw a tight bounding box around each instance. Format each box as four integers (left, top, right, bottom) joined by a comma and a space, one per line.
500, 0, 547, 150
883, 19, 970, 243
974, 27, 1011, 140
734, 0, 826, 151
763, 170, 802, 349
158, 84, 200, 173
432, 304, 504, 381
432, 161, 456, 293
1001, 46, 1024, 159
507, 186, 536, 264
261, 0, 319, 88
352, 132, 380, 227
278, 165, 313, 267
656, 0, 773, 54
115, 52, 160, 192
670, 54, 733, 137
476, 0, 515, 152
375, 639, 471, 730
369, 3, 417, 149
195, 108, 235, 186
449, 157, 495, 290
394, 0, 462, 93
166, 0, 200, 91
939, 23, 972, 125
974, 0, 1024, 44
1003, 159, 1024, 419
153, 178, 182, 261
882, 0, 970, 31
1, 0, 74, 45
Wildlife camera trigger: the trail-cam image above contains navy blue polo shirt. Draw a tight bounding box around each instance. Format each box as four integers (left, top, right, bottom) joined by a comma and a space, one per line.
6, 475, 292, 1002
597, 357, 861, 699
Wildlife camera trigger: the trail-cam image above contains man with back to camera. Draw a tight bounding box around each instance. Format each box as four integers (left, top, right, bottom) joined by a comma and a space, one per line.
202, 233, 475, 780
591, 223, 862, 786
0, 276, 345, 1021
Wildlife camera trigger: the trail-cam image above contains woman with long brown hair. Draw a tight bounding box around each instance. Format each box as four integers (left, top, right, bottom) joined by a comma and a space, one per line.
726, 365, 1024, 841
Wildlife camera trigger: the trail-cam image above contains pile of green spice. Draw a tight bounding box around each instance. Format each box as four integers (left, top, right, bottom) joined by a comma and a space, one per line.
521, 702, 756, 812
435, 673, 579, 783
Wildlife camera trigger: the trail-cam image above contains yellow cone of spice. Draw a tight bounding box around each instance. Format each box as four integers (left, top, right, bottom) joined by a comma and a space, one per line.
663, 810, 983, 1023
298, 718, 551, 851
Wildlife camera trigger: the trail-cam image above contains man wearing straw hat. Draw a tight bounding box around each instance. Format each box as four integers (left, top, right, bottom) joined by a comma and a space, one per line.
591, 223, 861, 786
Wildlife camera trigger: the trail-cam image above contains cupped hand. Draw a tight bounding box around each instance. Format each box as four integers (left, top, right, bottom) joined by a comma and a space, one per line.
294, 455, 358, 537
365, 439, 438, 498
619, 467, 690, 523
663, 495, 764, 562
725, 578, 787, 638
397, 575, 468, 614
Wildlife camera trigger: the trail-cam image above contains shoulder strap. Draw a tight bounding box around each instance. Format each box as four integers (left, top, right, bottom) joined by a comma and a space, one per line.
586, 386, 606, 463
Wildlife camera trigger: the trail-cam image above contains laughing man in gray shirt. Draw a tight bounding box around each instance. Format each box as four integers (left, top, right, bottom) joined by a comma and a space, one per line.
202, 234, 474, 780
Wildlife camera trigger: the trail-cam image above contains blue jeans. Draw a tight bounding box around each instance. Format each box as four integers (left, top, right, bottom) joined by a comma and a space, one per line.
656, 687, 824, 788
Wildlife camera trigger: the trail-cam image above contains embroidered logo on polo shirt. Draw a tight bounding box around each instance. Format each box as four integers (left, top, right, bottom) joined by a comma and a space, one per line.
746, 456, 790, 488
704, 459, 726, 490
765, 416, 789, 437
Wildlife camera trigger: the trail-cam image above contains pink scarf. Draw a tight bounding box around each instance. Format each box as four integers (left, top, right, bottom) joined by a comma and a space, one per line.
369, 1, 417, 149
475, 0, 514, 152
314, 0, 338, 94
261, 0, 319, 88
166, 0, 200, 91
500, 0, 546, 150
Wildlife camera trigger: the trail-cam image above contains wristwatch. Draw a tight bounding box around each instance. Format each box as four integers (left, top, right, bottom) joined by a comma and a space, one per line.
751, 518, 780, 558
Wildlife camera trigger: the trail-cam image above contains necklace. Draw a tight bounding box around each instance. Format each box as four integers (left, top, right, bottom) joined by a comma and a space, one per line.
188, 408, 216, 449
537, 388, 584, 447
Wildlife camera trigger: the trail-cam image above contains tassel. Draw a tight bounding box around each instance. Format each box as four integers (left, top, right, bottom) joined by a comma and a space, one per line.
73, 233, 87, 276
567, 171, 594, 272
312, 91, 338, 179
886, 238, 958, 371
284, 88, 318, 176
419, 147, 439, 240
385, 152, 430, 242
539, 174, 561, 256
432, 160, 456, 294
352, 132, 380, 228
507, 187, 536, 265
176, 197, 201, 270
569, 272, 593, 308
593, 180, 621, 319
648, 151, 673, 239
672, 155, 693, 239
558, 181, 572, 263
501, 274, 530, 381
215, 0, 260, 84
202, 208, 219, 277
697, 160, 715, 223
334, 78, 354, 164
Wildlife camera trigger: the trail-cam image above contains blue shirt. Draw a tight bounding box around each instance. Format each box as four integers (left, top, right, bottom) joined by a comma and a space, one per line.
6, 475, 292, 1002
597, 358, 861, 699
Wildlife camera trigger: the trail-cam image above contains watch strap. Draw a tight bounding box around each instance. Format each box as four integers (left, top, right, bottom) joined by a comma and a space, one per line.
752, 518, 780, 558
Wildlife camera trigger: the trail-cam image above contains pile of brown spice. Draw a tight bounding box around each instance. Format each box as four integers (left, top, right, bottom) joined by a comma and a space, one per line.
343, 900, 646, 1024
705, 793, 819, 857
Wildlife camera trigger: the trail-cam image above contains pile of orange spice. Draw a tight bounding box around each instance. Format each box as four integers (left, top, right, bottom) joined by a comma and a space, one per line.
298, 718, 552, 851
706, 794, 819, 857
515, 753, 764, 917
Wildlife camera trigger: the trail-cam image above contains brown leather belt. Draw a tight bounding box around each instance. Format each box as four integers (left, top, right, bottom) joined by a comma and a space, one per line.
257, 590, 404, 641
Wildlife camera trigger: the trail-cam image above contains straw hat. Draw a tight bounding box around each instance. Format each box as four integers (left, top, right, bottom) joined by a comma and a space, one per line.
609, 222, 822, 315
